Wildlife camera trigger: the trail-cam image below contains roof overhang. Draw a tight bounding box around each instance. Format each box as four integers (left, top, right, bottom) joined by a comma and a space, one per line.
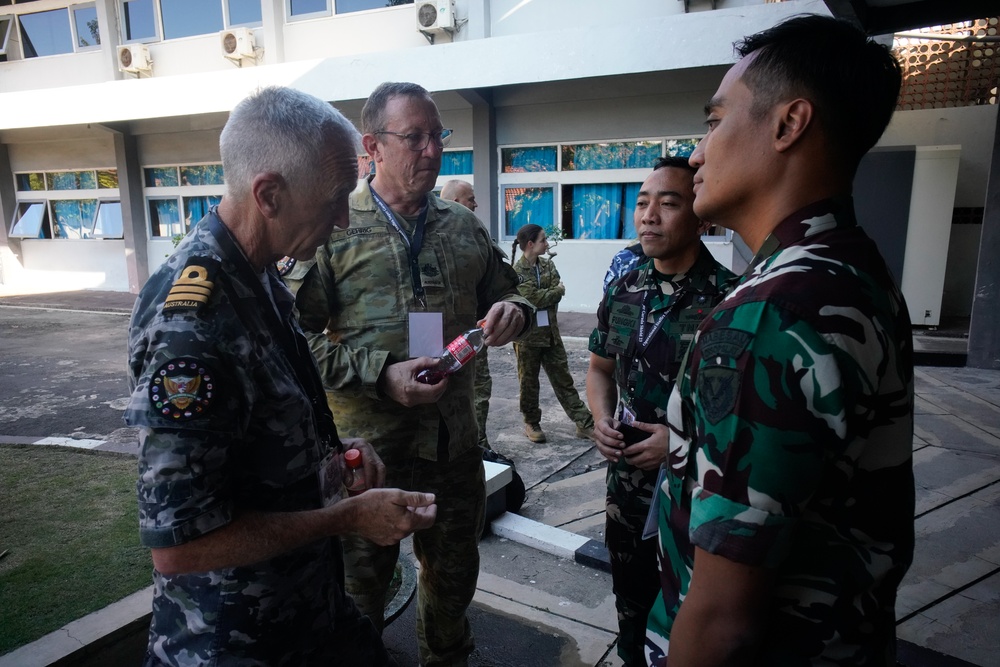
823, 0, 999, 35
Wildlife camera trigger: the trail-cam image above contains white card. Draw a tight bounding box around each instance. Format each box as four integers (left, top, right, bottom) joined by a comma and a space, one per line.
536, 309, 550, 327
409, 312, 444, 358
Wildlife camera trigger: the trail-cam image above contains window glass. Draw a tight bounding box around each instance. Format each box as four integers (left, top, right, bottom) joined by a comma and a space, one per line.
227, 0, 262, 26
149, 198, 182, 237
47, 171, 97, 190
122, 0, 156, 41
502, 147, 557, 173
145, 167, 179, 187
10, 202, 49, 238
183, 195, 221, 229
15, 173, 45, 191
290, 0, 328, 16
562, 183, 640, 240
52, 199, 98, 238
440, 150, 473, 176
161, 0, 221, 39
336, 0, 410, 14
0, 15, 13, 56
72, 4, 99, 48
19, 8, 73, 57
180, 164, 224, 186
562, 141, 662, 171
665, 138, 699, 158
93, 201, 123, 238
503, 186, 554, 237
96, 169, 119, 189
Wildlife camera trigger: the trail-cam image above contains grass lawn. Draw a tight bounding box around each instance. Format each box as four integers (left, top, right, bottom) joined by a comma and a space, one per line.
0, 446, 152, 656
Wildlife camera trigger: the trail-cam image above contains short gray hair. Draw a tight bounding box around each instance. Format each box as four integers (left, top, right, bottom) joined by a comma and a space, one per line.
220, 86, 361, 200
361, 81, 432, 135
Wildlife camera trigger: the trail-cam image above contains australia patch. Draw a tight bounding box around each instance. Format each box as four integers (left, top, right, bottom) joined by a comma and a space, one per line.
699, 364, 741, 425
163, 257, 219, 313
149, 358, 216, 420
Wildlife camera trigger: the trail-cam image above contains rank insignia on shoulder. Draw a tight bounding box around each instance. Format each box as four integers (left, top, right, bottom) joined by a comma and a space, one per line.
150, 358, 215, 420
276, 256, 297, 276
163, 257, 219, 313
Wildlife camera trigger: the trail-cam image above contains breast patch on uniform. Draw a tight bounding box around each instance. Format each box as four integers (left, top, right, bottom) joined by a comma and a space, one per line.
163, 257, 219, 313
149, 358, 216, 420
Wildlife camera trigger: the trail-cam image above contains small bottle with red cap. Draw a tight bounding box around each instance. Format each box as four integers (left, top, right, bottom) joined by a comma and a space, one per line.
343, 448, 367, 496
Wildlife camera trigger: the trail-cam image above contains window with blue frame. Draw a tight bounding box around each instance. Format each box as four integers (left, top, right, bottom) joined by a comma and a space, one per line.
440, 150, 473, 176
503, 185, 555, 237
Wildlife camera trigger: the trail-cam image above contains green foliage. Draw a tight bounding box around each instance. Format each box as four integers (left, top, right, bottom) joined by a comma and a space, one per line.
0, 447, 151, 655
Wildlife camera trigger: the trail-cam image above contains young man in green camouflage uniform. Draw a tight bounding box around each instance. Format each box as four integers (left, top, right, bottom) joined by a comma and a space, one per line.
290, 82, 531, 667
586, 156, 733, 666
125, 87, 436, 666
646, 16, 915, 666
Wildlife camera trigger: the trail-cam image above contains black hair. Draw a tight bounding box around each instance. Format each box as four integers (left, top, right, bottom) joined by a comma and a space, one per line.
653, 155, 696, 174
736, 14, 902, 173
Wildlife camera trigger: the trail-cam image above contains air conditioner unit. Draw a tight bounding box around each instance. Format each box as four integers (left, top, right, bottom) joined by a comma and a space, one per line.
117, 43, 151, 74
416, 0, 455, 34
220, 27, 256, 62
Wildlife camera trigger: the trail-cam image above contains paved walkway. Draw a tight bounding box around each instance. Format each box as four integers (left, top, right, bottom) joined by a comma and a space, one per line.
0, 290, 996, 666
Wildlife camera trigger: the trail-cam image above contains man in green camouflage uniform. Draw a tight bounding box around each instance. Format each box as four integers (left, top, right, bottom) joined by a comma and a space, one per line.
290, 82, 531, 667
124, 87, 436, 666
586, 157, 733, 666
646, 16, 915, 666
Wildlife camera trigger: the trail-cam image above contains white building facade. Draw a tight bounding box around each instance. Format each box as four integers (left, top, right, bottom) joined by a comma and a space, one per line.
0, 0, 995, 316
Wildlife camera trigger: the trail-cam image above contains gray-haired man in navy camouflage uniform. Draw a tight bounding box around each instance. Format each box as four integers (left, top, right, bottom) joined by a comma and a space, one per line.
125, 86, 436, 666
646, 15, 915, 666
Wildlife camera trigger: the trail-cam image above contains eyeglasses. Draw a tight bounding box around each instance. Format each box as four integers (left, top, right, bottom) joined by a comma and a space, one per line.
374, 128, 453, 151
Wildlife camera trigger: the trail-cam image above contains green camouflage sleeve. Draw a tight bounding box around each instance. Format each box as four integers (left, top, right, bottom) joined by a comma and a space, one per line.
687, 300, 847, 568
292, 245, 389, 398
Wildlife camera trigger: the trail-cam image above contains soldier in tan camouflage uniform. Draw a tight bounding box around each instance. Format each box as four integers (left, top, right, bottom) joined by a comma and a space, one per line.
511, 223, 595, 443
125, 86, 436, 667
290, 82, 531, 667
646, 16, 914, 666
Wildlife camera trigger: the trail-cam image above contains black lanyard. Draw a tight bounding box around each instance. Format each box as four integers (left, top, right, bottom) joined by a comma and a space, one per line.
370, 186, 429, 309
206, 211, 340, 451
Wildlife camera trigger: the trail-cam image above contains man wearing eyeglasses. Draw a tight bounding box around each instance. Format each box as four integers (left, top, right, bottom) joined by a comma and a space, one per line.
291, 81, 531, 667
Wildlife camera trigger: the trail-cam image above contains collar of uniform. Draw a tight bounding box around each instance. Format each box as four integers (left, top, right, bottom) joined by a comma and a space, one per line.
746, 197, 856, 274
352, 175, 451, 227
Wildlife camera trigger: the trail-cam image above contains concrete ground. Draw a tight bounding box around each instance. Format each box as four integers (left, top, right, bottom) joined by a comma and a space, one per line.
0, 291, 997, 666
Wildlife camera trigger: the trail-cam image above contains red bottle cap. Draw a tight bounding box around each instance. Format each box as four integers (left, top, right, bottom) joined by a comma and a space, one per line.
344, 448, 363, 468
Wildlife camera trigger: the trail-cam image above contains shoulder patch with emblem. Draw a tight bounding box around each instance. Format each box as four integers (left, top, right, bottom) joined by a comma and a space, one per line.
149, 358, 216, 420
163, 257, 219, 313
699, 365, 741, 425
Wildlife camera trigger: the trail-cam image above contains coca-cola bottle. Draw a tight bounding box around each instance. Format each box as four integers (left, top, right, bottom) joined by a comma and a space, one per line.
415, 322, 486, 385
343, 448, 367, 496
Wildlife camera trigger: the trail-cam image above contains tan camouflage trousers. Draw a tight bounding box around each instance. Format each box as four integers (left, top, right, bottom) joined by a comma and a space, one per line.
474, 353, 492, 447
343, 446, 486, 667
513, 339, 594, 428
